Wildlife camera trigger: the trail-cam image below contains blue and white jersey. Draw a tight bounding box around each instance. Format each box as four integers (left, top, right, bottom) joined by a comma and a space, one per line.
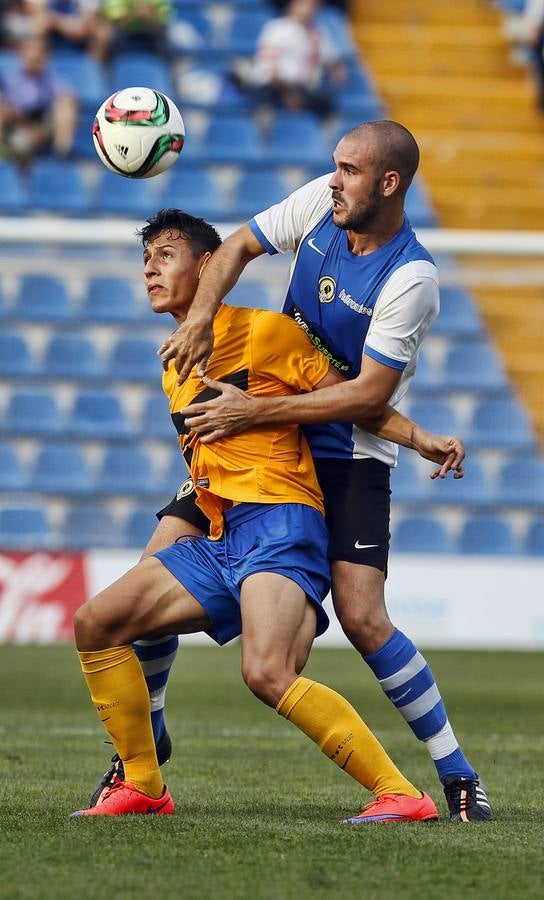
249, 174, 439, 466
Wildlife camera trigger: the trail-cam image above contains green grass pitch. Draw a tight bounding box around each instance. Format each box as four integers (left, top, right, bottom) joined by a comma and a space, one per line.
1, 645, 543, 900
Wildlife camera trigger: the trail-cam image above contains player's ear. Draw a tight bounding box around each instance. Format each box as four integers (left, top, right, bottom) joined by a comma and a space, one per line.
198, 252, 212, 280
383, 170, 401, 197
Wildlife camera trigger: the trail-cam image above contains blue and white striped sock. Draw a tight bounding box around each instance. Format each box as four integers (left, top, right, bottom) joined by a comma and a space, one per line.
364, 629, 476, 783
133, 634, 179, 746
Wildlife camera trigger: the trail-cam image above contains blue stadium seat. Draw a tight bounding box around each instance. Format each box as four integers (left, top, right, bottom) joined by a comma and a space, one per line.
0, 504, 53, 549
230, 171, 287, 219
124, 505, 159, 548
392, 515, 452, 553
499, 459, 544, 506
0, 332, 35, 376
72, 111, 98, 159
169, 9, 214, 52
405, 180, 437, 228
30, 442, 91, 494
141, 392, 173, 438
427, 459, 491, 506
162, 166, 227, 220
442, 343, 506, 391
317, 6, 356, 60
222, 9, 274, 54
336, 62, 377, 114
458, 515, 516, 556
110, 54, 174, 96
92, 170, 156, 217
524, 518, 544, 556
96, 445, 157, 494
226, 280, 276, 310
264, 113, 329, 166
390, 457, 426, 504
43, 333, 101, 379
3, 390, 63, 437
70, 390, 131, 438
408, 399, 461, 436
469, 398, 535, 451
202, 115, 261, 163
410, 348, 437, 391
0, 442, 27, 490
432, 287, 482, 339
14, 275, 73, 321
63, 503, 118, 549
81, 277, 140, 323
175, 62, 243, 111
52, 51, 108, 110
108, 337, 162, 381
28, 160, 88, 213
163, 447, 190, 493
0, 162, 27, 211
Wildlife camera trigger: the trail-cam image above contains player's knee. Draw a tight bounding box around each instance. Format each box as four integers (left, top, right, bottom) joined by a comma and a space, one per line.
73, 598, 116, 651
242, 658, 287, 708
335, 594, 392, 654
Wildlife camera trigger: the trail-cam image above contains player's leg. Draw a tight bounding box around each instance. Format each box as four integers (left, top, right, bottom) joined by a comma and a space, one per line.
72, 554, 212, 816
317, 457, 491, 822
239, 571, 437, 823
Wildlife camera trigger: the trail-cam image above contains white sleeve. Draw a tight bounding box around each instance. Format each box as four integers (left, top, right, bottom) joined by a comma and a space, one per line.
249, 174, 332, 255
364, 261, 439, 371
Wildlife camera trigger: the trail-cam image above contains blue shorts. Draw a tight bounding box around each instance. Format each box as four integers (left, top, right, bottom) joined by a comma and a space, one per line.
154, 502, 330, 646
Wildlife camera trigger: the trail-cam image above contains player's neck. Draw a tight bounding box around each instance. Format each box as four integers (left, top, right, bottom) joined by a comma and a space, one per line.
347, 212, 405, 256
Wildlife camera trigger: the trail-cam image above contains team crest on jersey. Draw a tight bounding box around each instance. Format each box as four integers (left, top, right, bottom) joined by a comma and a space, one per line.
176, 477, 195, 500
318, 276, 336, 304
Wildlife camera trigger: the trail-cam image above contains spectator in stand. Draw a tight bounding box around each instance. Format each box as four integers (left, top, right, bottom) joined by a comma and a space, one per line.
96, 0, 171, 59
37, 0, 112, 62
251, 0, 346, 116
0, 34, 77, 164
0, 0, 45, 47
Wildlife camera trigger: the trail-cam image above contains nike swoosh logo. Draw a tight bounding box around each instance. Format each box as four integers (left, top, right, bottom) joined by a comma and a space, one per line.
390, 688, 410, 703
354, 542, 380, 550
308, 237, 326, 256
147, 796, 171, 814
340, 751, 354, 771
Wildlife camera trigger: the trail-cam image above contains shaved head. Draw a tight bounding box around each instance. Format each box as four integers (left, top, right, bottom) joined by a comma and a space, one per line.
344, 120, 420, 193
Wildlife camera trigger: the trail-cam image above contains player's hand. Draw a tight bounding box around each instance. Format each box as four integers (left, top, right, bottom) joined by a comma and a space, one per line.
158, 314, 214, 384
181, 377, 258, 443
414, 427, 465, 479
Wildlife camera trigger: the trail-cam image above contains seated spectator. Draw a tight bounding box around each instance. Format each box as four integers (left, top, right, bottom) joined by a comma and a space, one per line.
251, 0, 346, 116
0, 35, 77, 164
97, 0, 172, 58
0, 0, 46, 47
37, 0, 111, 62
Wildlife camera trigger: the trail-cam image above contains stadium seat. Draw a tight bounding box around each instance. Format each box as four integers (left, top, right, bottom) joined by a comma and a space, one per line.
225, 280, 276, 310
391, 515, 452, 554
169, 9, 214, 52
427, 459, 491, 506
408, 399, 462, 436
317, 6, 356, 60
336, 62, 377, 114
110, 54, 174, 97
201, 115, 262, 163
3, 390, 63, 437
162, 166, 227, 220
92, 171, 156, 217
410, 348, 437, 391
499, 459, 544, 506
30, 442, 91, 494
0, 162, 27, 211
0, 442, 27, 490
0, 504, 53, 549
28, 159, 88, 213
42, 333, 102, 379
230, 171, 287, 219
141, 392, 173, 439
70, 390, 131, 439
441, 343, 506, 391
63, 503, 118, 549
263, 113, 329, 166
81, 277, 140, 323
108, 337, 162, 382
124, 505, 160, 548
222, 9, 274, 55
432, 287, 483, 339
52, 51, 108, 110
405, 180, 437, 228
524, 518, 544, 556
390, 457, 426, 504
458, 515, 516, 556
14, 275, 73, 322
163, 447, 190, 493
96, 445, 157, 495
468, 398, 535, 451
0, 332, 35, 376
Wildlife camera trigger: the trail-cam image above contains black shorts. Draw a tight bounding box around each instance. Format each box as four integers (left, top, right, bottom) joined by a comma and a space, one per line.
314, 457, 391, 572
158, 458, 391, 572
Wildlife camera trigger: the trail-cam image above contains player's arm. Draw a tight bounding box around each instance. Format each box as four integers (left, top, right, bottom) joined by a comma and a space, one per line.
159, 224, 266, 382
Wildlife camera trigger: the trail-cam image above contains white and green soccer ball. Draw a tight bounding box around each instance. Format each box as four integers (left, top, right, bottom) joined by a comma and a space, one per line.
92, 86, 185, 178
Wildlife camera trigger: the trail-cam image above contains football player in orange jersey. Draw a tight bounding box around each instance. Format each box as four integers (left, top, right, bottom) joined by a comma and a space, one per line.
75, 209, 462, 821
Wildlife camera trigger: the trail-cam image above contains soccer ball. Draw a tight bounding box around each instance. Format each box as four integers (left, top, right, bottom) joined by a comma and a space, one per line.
92, 86, 185, 179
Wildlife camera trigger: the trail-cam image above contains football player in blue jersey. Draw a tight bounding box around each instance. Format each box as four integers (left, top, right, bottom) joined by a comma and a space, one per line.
156, 121, 492, 823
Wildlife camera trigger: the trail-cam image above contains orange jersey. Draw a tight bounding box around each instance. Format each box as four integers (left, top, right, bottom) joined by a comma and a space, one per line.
163, 304, 330, 538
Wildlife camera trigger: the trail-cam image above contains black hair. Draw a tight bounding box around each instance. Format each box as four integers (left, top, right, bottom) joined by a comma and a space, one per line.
138, 209, 222, 257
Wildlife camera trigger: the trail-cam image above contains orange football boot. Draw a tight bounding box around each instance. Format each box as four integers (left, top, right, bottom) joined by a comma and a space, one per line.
72, 776, 174, 817
343, 791, 439, 824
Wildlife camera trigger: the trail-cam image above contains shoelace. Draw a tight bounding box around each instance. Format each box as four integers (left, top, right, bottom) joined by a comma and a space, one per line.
100, 774, 126, 803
